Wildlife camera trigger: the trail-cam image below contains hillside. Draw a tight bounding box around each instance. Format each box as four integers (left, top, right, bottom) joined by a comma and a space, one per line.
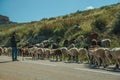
0, 3, 120, 47
0, 15, 10, 24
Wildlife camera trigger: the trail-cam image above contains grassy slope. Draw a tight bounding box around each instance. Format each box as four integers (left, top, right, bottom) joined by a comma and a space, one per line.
0, 3, 120, 47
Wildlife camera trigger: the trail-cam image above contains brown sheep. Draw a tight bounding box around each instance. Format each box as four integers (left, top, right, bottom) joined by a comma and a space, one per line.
68, 47, 79, 63
78, 48, 88, 63
0, 47, 3, 56
110, 48, 120, 69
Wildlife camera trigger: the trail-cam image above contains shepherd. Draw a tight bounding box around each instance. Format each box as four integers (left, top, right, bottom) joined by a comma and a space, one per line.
10, 32, 20, 61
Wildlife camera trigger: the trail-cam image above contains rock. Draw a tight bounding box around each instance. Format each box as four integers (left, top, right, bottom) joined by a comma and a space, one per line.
0, 15, 10, 24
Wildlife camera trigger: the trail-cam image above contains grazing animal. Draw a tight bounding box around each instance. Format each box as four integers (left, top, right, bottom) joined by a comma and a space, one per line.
0, 47, 3, 55
101, 39, 111, 48
110, 48, 120, 69
61, 47, 69, 61
78, 48, 88, 63
68, 47, 79, 62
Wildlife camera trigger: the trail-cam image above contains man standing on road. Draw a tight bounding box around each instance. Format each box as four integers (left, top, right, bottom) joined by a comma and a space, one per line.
10, 32, 20, 61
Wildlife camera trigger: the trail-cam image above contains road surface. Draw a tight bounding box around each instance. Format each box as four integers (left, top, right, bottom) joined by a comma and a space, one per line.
0, 56, 120, 80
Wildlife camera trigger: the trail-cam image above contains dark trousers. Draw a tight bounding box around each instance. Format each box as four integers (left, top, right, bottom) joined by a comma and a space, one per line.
12, 47, 18, 61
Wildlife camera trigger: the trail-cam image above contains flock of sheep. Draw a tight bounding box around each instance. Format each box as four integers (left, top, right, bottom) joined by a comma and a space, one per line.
0, 42, 120, 70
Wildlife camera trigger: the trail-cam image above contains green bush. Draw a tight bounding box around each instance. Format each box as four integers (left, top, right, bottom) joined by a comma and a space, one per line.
92, 16, 107, 32
111, 11, 120, 35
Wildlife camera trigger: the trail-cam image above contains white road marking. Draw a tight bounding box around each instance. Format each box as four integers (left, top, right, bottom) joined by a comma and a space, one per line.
74, 67, 120, 76
21, 61, 57, 67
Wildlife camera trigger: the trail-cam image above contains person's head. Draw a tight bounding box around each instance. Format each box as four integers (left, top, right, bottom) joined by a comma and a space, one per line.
12, 32, 16, 36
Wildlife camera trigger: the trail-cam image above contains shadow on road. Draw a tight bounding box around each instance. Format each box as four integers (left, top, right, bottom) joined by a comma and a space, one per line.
84, 64, 120, 73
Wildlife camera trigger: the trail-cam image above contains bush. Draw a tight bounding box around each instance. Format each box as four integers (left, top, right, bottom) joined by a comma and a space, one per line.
92, 16, 107, 32
111, 11, 120, 35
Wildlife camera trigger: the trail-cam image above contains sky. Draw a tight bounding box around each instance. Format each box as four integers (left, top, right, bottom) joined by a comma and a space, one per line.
0, 0, 120, 23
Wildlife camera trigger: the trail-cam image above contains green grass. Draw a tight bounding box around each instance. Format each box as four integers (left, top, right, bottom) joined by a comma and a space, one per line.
0, 3, 120, 47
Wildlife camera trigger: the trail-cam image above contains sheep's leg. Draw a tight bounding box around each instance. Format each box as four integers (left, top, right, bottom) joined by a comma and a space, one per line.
115, 59, 119, 69
42, 54, 44, 60
98, 58, 102, 67
52, 54, 54, 61
62, 54, 66, 61
47, 54, 50, 60
60, 54, 62, 61
93, 56, 99, 67
76, 55, 78, 63
102, 58, 107, 68
37, 54, 39, 59
104, 58, 109, 68
79, 55, 84, 63
68, 54, 71, 62
32, 54, 35, 60
90, 56, 95, 65
115, 64, 119, 69
62, 54, 65, 61
72, 56, 75, 62
55, 54, 58, 61
22, 53, 24, 61
23, 53, 26, 61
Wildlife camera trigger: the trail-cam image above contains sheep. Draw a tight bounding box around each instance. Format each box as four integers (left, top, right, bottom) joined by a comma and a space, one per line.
18, 47, 30, 60
110, 48, 120, 69
7, 47, 12, 56
54, 49, 62, 61
87, 48, 112, 68
50, 48, 62, 61
0, 47, 3, 56
0, 47, 11, 56
78, 48, 88, 63
60, 47, 86, 62
23, 48, 30, 57
87, 48, 97, 65
60, 47, 69, 62
2, 47, 8, 56
104, 48, 113, 65
18, 47, 24, 56
37, 48, 45, 59
68, 47, 79, 63
44, 48, 51, 59
101, 39, 111, 48
74, 35, 84, 43
94, 48, 111, 68
41, 40, 53, 48
67, 43, 75, 49
29, 47, 38, 60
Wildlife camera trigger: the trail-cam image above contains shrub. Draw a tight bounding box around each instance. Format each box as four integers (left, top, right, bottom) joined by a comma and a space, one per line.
111, 11, 120, 35
92, 16, 107, 32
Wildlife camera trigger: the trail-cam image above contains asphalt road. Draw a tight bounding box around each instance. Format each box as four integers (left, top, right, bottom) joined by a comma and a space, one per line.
0, 56, 120, 80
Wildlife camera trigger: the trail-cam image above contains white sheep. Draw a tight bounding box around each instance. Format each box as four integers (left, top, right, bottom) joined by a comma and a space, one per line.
101, 39, 111, 48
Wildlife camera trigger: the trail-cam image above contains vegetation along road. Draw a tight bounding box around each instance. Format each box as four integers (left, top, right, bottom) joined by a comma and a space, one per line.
0, 56, 120, 80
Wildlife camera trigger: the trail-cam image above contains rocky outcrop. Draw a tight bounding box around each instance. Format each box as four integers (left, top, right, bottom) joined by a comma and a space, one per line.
0, 15, 10, 24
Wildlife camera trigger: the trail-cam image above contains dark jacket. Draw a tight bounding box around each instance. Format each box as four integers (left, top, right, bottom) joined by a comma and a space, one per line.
10, 36, 19, 47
